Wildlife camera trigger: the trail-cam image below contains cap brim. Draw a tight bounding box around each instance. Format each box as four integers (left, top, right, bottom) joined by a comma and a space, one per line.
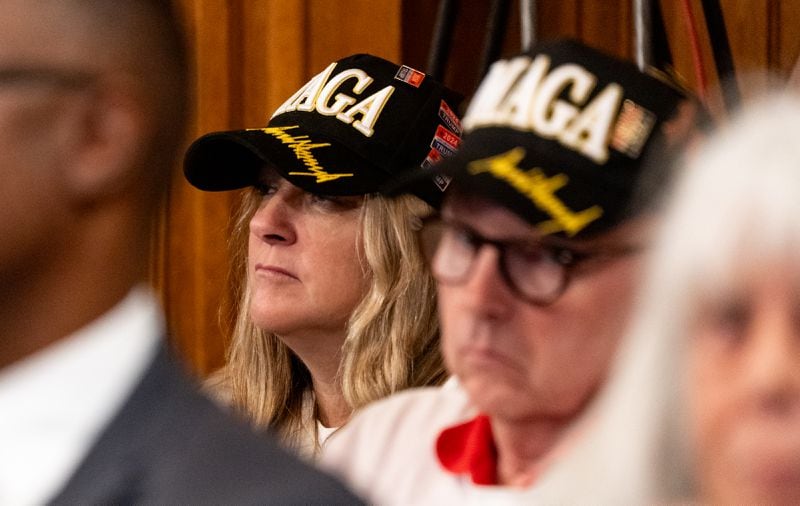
184, 130, 270, 191
384, 126, 621, 234
183, 127, 389, 195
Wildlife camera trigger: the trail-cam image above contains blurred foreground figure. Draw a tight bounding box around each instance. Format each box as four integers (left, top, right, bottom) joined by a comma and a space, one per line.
0, 0, 359, 503
536, 93, 800, 505
321, 39, 703, 504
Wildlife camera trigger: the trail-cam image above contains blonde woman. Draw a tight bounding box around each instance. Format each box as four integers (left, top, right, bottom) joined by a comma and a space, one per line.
183, 54, 461, 458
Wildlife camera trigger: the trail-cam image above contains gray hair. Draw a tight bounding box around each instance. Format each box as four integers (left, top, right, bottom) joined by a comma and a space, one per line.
536, 91, 800, 504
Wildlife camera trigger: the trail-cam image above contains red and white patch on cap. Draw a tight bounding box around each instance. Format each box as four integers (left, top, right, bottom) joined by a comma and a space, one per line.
421, 149, 451, 192
394, 65, 426, 87
438, 100, 462, 135
434, 124, 461, 151
610, 99, 657, 159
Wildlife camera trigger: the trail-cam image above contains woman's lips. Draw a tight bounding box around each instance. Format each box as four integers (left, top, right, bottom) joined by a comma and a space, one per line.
254, 263, 299, 280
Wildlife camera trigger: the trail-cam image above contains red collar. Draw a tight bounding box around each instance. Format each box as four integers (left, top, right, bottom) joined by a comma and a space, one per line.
436, 414, 498, 485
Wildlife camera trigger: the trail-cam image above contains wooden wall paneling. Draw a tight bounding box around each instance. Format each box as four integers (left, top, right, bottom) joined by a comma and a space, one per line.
720, 0, 770, 98
578, 0, 631, 58
537, 0, 581, 40
307, 0, 402, 70
164, 0, 241, 376
261, 1, 308, 117
659, 0, 726, 118
660, 1, 800, 118
399, 0, 441, 80
400, 1, 526, 108
401, 0, 487, 102
777, 1, 800, 80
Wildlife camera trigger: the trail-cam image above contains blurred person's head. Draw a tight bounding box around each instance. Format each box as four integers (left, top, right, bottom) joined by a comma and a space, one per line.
671, 95, 800, 504
535, 93, 800, 504
183, 54, 461, 452
410, 39, 703, 434
0, 0, 188, 367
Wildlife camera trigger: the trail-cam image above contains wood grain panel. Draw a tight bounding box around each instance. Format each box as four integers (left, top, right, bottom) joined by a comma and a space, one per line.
579, 0, 631, 58
262, 1, 308, 116
538, 0, 581, 40
721, 0, 770, 96
659, 0, 724, 114
164, 0, 240, 375
307, 0, 402, 69
778, 0, 800, 80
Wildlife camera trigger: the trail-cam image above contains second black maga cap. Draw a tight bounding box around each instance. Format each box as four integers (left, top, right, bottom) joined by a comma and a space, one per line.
393, 39, 703, 237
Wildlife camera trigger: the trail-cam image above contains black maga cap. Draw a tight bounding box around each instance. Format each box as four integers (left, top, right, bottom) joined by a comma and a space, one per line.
183, 53, 462, 205
398, 39, 702, 238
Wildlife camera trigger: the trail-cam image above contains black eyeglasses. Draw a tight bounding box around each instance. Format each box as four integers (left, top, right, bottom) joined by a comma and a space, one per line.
419, 216, 642, 305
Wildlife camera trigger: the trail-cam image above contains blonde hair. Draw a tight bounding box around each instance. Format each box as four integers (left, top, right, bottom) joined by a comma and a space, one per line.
218, 188, 445, 451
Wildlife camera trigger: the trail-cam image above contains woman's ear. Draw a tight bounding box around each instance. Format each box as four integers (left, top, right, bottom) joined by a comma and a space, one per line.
60, 77, 151, 203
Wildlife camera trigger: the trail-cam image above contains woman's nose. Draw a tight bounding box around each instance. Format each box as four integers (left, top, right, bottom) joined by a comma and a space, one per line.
249, 192, 297, 245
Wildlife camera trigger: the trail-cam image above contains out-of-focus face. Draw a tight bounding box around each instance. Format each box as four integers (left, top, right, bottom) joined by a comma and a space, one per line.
0, 0, 87, 283
247, 169, 369, 355
689, 260, 800, 505
437, 193, 648, 423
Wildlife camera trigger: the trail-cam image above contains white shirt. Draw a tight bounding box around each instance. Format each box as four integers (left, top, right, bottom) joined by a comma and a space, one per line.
317, 422, 338, 447
320, 379, 548, 505
0, 286, 162, 506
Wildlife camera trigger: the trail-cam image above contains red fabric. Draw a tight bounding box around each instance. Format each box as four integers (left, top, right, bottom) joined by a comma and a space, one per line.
435, 414, 498, 485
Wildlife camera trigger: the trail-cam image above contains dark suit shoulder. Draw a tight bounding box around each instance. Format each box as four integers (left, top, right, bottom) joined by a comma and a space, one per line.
51, 346, 362, 505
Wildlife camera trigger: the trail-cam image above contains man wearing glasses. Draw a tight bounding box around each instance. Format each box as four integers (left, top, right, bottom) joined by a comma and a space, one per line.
321, 39, 704, 504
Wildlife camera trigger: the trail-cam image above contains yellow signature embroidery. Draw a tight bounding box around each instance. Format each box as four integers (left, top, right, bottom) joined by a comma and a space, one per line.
467, 147, 603, 236
254, 126, 354, 183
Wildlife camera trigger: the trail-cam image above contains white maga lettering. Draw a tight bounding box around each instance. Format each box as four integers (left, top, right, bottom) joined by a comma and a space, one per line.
270, 63, 394, 138
463, 54, 625, 164
316, 69, 372, 116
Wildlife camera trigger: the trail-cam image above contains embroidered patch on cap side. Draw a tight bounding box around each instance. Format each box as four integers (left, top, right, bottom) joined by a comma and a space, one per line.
438, 100, 462, 135
434, 124, 461, 151
431, 137, 456, 157
610, 99, 657, 159
421, 148, 451, 191
394, 65, 426, 88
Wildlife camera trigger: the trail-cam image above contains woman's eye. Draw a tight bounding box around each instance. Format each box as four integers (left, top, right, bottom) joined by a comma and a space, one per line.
308, 193, 363, 211
254, 183, 277, 196
310, 193, 333, 204
308, 193, 343, 208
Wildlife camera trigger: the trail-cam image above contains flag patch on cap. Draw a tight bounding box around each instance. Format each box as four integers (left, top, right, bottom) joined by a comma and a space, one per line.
434, 125, 461, 151
431, 137, 456, 157
610, 99, 657, 159
394, 65, 426, 87
438, 100, 462, 135
421, 148, 451, 191
425, 147, 443, 164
